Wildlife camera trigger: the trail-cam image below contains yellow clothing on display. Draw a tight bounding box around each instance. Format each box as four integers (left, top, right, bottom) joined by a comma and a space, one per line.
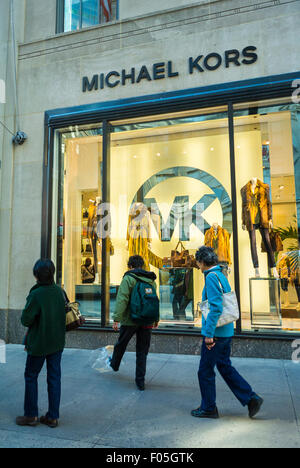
127, 203, 151, 270
204, 226, 231, 264
148, 250, 163, 269
128, 235, 150, 270
249, 186, 261, 226
278, 256, 290, 280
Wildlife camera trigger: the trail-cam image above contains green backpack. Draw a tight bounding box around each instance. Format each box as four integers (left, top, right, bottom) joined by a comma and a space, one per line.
128, 275, 160, 325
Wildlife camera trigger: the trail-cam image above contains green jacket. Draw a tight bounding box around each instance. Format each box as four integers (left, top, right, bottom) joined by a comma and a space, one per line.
21, 283, 66, 357
113, 269, 158, 326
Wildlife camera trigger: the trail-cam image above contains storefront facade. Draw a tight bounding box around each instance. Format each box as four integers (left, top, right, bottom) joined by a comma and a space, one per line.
1, 0, 300, 357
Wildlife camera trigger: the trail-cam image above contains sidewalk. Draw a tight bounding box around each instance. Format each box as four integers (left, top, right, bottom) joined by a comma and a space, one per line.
0, 345, 299, 448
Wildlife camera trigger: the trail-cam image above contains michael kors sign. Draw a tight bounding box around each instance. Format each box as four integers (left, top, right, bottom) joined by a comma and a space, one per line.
82, 46, 258, 93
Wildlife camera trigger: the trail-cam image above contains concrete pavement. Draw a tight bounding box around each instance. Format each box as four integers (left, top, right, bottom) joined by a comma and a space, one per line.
0, 345, 299, 448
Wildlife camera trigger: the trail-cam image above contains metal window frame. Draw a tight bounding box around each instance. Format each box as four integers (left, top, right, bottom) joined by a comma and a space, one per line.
57, 0, 118, 33
56, 0, 65, 33
43, 71, 300, 338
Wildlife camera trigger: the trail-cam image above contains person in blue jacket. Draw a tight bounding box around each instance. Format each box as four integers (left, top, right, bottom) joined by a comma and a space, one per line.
191, 246, 263, 419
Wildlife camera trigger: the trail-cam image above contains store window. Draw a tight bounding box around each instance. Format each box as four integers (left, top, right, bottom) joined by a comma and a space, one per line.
50, 97, 300, 335
60, 0, 118, 32
108, 107, 234, 328
52, 125, 103, 321
234, 99, 300, 333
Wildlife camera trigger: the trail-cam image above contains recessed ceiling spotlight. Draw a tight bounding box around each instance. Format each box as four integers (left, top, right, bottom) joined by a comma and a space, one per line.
210, 147, 214, 151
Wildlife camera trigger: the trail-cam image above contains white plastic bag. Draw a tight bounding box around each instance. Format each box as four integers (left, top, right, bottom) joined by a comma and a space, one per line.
89, 345, 115, 373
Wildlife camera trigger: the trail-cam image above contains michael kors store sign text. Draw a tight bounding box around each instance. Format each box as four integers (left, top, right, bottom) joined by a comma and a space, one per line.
82, 46, 258, 92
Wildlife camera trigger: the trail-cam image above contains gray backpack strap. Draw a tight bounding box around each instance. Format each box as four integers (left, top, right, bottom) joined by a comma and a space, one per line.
206, 272, 225, 294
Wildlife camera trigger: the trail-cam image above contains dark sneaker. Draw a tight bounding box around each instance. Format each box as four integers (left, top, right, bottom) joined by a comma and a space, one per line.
191, 407, 219, 419
107, 357, 118, 372
16, 416, 39, 427
136, 382, 145, 391
248, 396, 264, 418
39, 415, 59, 428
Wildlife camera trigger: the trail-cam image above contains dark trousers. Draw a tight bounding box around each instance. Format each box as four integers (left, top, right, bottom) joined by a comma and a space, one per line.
198, 338, 255, 412
248, 226, 276, 268
111, 326, 151, 385
24, 351, 63, 420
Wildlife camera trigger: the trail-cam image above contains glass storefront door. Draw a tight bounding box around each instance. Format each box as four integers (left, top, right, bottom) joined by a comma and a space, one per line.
52, 125, 104, 321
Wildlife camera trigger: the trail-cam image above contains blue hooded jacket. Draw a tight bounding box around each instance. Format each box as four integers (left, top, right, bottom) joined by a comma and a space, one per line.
201, 265, 234, 338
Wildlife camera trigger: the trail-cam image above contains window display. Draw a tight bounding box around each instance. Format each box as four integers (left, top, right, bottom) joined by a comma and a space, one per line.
109, 107, 233, 327
51, 98, 300, 335
52, 128, 104, 320
234, 100, 300, 332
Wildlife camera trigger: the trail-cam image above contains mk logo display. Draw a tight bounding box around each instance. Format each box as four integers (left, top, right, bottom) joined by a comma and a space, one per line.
145, 195, 217, 241
132, 166, 232, 242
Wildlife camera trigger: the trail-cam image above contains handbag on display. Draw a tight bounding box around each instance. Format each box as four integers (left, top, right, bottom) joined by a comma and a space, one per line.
171, 241, 197, 268
62, 290, 85, 332
171, 241, 190, 267
199, 272, 240, 327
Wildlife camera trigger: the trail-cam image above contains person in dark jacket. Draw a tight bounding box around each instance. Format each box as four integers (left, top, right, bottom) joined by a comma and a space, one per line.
16, 259, 66, 428
191, 247, 263, 419
110, 255, 159, 391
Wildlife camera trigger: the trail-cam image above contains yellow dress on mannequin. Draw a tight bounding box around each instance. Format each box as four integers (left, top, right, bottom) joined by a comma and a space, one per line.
127, 203, 151, 270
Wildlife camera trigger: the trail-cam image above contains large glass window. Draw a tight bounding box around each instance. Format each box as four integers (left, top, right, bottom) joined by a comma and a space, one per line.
108, 108, 234, 328
52, 125, 103, 322
234, 99, 300, 333
50, 97, 300, 336
63, 0, 118, 32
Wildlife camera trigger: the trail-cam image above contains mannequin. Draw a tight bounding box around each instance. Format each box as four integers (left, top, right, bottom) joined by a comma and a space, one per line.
87, 201, 98, 282
241, 178, 278, 278
87, 197, 102, 284
127, 202, 151, 270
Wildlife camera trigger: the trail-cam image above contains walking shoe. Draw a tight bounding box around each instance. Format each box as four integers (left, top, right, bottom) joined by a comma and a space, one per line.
248, 395, 264, 418
39, 415, 59, 428
191, 407, 219, 419
16, 416, 39, 427
136, 382, 145, 391
107, 357, 118, 372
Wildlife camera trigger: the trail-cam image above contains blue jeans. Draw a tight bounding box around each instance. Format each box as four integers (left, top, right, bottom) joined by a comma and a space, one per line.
198, 338, 255, 412
24, 351, 63, 420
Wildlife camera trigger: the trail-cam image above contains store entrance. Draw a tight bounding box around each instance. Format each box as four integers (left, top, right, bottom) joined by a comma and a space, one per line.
52, 127, 104, 321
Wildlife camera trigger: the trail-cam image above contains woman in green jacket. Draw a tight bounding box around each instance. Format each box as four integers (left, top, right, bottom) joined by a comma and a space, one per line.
16, 259, 66, 428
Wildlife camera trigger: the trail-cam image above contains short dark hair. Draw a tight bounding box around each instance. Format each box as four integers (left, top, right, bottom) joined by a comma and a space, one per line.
195, 246, 218, 266
33, 259, 55, 285
128, 255, 144, 269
